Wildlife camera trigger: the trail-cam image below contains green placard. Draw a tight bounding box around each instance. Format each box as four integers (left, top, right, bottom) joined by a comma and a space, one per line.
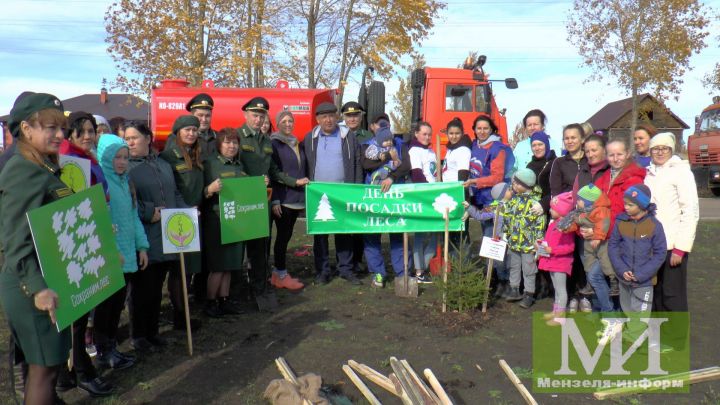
27, 185, 125, 331
306, 182, 465, 234
219, 176, 269, 243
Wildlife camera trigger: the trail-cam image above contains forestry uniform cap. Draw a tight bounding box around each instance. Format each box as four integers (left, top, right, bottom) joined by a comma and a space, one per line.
242, 97, 269, 113
341, 101, 364, 115
186, 93, 214, 111
9, 92, 64, 138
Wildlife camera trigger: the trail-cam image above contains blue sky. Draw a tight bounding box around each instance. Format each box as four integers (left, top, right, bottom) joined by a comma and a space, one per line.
2, 0, 719, 149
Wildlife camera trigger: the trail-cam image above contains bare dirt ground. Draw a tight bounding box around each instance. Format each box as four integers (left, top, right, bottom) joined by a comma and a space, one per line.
1, 221, 719, 405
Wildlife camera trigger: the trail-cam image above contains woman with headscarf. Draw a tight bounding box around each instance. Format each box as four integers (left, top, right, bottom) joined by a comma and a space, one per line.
269, 111, 307, 290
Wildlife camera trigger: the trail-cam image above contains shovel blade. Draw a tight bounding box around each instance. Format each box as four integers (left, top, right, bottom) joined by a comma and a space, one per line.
394, 275, 418, 297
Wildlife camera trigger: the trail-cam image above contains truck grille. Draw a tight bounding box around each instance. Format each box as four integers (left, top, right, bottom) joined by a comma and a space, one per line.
694, 153, 719, 164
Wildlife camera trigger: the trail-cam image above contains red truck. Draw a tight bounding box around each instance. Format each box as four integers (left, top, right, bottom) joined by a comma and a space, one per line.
688, 96, 720, 196
150, 54, 517, 157
150, 79, 336, 146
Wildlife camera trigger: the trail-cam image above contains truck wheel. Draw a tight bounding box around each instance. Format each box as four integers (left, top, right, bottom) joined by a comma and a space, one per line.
712, 188, 720, 197
367, 81, 385, 123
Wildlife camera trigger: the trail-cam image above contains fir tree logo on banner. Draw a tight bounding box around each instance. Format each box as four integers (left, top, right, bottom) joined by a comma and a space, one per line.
314, 193, 335, 221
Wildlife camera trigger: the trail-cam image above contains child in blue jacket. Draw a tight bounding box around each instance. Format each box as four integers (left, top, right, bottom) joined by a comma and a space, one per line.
607, 184, 667, 344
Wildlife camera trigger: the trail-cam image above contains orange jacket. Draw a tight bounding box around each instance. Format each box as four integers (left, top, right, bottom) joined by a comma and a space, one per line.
565, 192, 613, 240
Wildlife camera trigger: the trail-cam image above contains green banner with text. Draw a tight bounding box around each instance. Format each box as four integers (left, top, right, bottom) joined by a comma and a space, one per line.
306, 182, 465, 234
219, 176, 269, 243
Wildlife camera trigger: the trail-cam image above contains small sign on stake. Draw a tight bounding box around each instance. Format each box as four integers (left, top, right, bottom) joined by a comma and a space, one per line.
479, 236, 507, 262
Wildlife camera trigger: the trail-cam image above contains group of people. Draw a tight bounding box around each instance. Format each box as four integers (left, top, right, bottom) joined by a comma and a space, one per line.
0, 89, 700, 404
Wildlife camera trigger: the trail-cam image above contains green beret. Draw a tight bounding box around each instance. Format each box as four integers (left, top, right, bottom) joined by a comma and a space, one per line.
172, 115, 200, 134
9, 92, 63, 137
186, 93, 214, 111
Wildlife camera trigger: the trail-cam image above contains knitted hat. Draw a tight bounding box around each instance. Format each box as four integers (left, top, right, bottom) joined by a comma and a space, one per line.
172, 114, 200, 134
374, 123, 393, 145
649, 132, 675, 153
491, 182, 510, 201
624, 184, 652, 210
550, 191, 574, 216
513, 168, 536, 189
9, 92, 63, 138
276, 110, 294, 126
530, 130, 551, 159
577, 183, 602, 207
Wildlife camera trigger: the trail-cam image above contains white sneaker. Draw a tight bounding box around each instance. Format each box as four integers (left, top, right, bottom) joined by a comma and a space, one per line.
598, 320, 623, 346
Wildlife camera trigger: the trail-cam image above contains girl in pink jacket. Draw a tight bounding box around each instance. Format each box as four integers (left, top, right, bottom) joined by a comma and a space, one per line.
538, 192, 575, 325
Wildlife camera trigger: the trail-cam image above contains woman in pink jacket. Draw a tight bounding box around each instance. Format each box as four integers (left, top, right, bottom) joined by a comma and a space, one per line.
538, 192, 576, 325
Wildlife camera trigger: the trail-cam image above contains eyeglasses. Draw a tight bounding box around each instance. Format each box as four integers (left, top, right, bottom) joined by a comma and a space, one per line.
651, 147, 672, 154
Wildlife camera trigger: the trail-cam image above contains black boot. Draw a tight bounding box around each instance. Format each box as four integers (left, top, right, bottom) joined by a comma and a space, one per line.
494, 281, 508, 298
219, 297, 244, 315
204, 299, 223, 318
505, 286, 523, 302
519, 293, 536, 309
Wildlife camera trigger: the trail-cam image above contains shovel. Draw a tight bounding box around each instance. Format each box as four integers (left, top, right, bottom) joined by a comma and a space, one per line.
395, 233, 418, 297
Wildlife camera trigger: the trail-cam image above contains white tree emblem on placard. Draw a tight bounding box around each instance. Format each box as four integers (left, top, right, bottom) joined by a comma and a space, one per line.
52, 198, 104, 287
314, 193, 335, 221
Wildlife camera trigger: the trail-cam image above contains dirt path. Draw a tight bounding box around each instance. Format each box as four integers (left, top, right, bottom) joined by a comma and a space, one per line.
2, 222, 719, 405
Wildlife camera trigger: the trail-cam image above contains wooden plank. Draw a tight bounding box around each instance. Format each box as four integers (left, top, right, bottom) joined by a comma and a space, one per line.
348, 360, 400, 396
400, 359, 441, 404
498, 359, 539, 405
343, 365, 382, 405
423, 369, 454, 405
593, 366, 720, 400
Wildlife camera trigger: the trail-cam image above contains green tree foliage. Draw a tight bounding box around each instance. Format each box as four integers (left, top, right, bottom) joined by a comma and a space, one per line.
567, 0, 710, 136
390, 54, 426, 134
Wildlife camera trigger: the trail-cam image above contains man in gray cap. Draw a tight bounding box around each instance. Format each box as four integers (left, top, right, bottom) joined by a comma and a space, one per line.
304, 102, 363, 285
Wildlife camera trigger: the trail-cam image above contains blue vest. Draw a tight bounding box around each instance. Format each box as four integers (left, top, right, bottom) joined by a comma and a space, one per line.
469, 141, 515, 207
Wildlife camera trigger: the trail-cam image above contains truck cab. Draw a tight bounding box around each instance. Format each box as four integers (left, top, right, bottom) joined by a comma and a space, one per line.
409, 56, 517, 158
688, 97, 720, 196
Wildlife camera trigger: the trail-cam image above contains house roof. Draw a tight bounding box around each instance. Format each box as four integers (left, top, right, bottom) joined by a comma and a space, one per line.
0, 92, 148, 122
586, 93, 689, 130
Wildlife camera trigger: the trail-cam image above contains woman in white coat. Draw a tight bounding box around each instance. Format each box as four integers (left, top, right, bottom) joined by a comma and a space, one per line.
644, 132, 699, 349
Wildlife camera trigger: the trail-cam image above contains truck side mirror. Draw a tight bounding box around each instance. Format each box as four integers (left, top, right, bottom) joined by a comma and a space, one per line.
505, 78, 518, 89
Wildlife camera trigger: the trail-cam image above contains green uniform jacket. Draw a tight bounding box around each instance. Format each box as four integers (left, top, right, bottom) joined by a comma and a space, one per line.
352, 128, 374, 145
0, 155, 72, 366
164, 130, 216, 162
202, 154, 246, 272
159, 143, 204, 273
237, 124, 297, 186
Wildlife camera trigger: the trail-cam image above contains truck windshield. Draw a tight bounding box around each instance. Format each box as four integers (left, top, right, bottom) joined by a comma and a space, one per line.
445, 85, 473, 112
700, 108, 720, 131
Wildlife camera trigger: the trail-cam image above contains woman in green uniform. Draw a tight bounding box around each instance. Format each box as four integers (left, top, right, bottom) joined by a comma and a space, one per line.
0, 93, 70, 404
202, 128, 246, 317
159, 115, 204, 330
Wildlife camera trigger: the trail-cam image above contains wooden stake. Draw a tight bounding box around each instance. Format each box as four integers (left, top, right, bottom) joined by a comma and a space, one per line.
423, 369, 453, 405
389, 373, 414, 405
498, 359, 538, 405
481, 203, 502, 314
593, 366, 720, 400
442, 208, 450, 313
274, 357, 313, 405
343, 365, 382, 405
348, 360, 399, 396
179, 252, 193, 356
400, 359, 441, 404
391, 357, 424, 404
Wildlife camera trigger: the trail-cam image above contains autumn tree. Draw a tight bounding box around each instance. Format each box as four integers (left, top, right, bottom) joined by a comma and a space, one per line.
281, 0, 444, 103
390, 54, 426, 134
704, 34, 720, 92
105, 0, 278, 94
567, 0, 710, 139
